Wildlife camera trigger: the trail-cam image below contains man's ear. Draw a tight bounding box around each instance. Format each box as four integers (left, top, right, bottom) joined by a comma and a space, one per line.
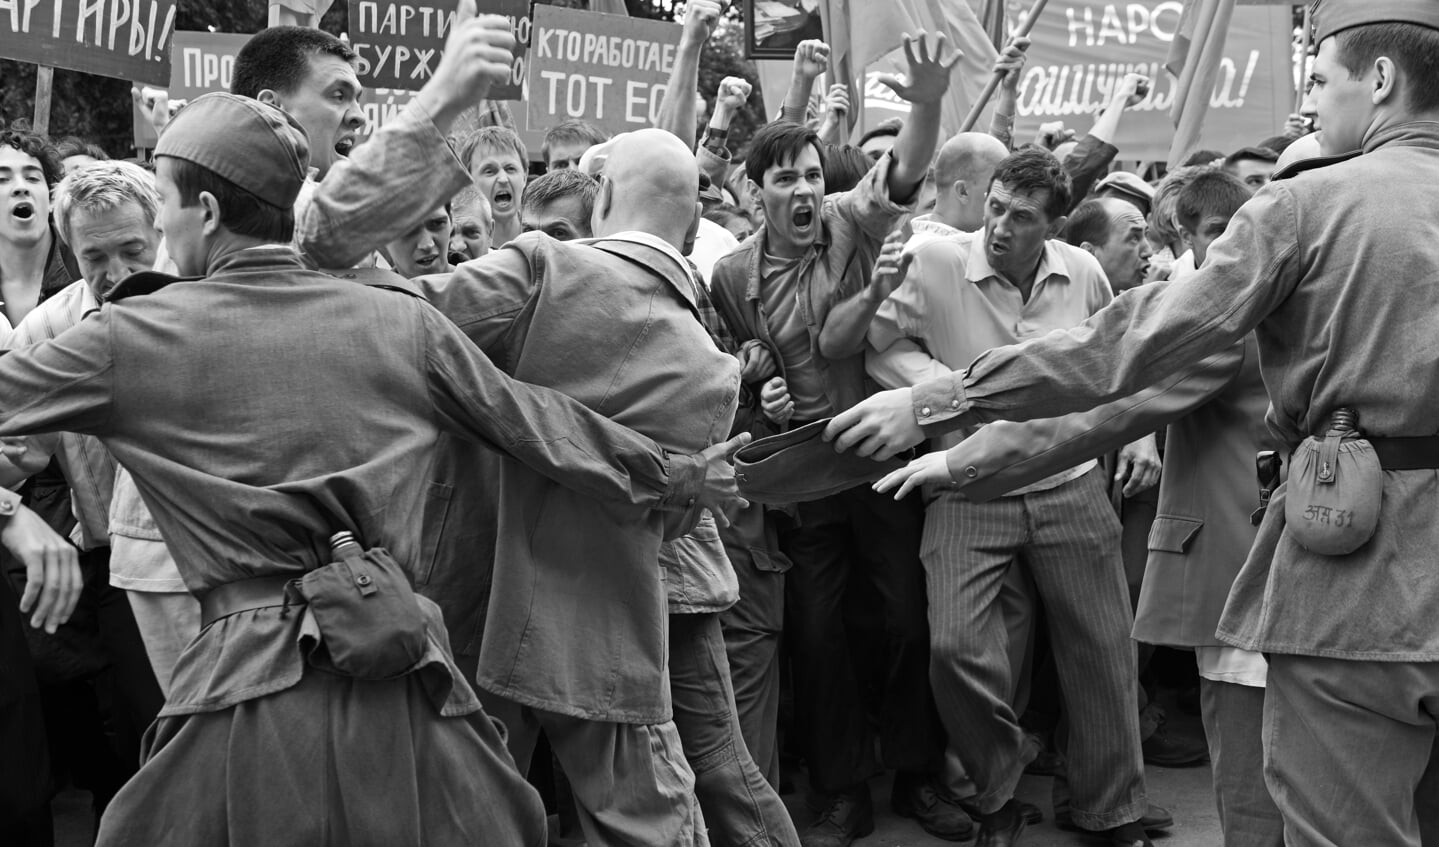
1177, 224, 1195, 249
682, 201, 702, 256
197, 191, 222, 236
1047, 214, 1069, 239
255, 89, 284, 111
1372, 56, 1398, 106
1079, 240, 1099, 257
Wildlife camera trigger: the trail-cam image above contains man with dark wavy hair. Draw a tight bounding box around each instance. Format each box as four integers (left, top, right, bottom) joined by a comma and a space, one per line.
0, 128, 78, 328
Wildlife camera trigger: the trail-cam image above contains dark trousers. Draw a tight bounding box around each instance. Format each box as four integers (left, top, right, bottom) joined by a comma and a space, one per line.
719, 507, 788, 789
780, 485, 940, 795
1200, 678, 1282, 847
671, 612, 799, 847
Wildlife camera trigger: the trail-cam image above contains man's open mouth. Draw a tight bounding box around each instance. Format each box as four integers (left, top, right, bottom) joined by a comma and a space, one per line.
334, 136, 356, 157
493, 188, 513, 206
792, 207, 814, 229
990, 241, 1009, 255
413, 253, 439, 269
12, 202, 34, 220
448, 249, 471, 266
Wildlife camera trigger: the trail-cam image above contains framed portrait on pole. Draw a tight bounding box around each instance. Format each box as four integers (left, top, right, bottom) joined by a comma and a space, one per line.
744, 0, 824, 58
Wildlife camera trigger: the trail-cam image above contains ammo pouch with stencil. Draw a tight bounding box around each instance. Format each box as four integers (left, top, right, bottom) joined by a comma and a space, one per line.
296, 544, 428, 679
1285, 408, 1382, 556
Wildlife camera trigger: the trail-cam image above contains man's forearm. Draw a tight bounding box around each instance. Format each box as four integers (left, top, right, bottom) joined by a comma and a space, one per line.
657, 33, 705, 147
819, 286, 889, 360
296, 99, 471, 269
780, 70, 819, 124
887, 99, 942, 199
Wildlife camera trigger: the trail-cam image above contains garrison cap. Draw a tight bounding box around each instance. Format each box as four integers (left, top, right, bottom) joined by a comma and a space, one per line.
154, 92, 309, 209
1314, 0, 1439, 43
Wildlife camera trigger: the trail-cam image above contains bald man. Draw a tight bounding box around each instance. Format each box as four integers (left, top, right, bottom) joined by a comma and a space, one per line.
913, 132, 1010, 240
415, 128, 756, 846
1067, 197, 1154, 292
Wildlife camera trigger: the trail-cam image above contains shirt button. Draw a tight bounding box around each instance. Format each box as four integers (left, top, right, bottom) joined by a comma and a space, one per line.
0, 500, 13, 515
920, 406, 932, 417
950, 400, 960, 410
964, 466, 979, 478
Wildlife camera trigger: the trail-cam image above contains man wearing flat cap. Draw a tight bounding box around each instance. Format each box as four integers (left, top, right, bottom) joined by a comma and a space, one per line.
829, 1, 1439, 843
5, 91, 743, 844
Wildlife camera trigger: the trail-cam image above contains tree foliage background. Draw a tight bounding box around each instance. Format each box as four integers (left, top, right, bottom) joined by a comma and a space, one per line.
0, 0, 767, 157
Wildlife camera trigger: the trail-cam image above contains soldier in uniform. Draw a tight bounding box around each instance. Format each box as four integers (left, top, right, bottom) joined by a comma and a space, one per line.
827, 1, 1439, 843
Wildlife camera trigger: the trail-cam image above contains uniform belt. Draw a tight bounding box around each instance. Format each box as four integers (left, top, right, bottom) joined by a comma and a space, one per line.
1369, 436, 1439, 470
199, 575, 301, 628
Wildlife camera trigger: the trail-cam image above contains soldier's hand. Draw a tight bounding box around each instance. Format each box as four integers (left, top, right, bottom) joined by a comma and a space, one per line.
824, 386, 925, 460
874, 451, 954, 500
422, 0, 516, 117
696, 433, 752, 528
793, 40, 831, 79
8, 505, 81, 634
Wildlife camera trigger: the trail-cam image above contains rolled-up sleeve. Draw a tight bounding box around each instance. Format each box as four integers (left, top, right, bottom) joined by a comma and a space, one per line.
296, 99, 473, 270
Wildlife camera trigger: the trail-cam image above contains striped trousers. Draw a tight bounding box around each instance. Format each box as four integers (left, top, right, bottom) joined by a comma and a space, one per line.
921, 468, 1147, 831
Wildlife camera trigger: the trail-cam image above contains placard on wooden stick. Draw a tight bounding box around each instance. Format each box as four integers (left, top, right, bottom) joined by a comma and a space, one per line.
0, 0, 177, 86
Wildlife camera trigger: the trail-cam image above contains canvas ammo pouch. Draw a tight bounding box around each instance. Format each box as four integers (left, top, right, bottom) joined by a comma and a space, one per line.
1285, 408, 1382, 555
296, 543, 428, 679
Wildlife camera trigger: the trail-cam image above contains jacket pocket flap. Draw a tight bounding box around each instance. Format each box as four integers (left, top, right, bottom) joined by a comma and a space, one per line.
1147, 515, 1204, 554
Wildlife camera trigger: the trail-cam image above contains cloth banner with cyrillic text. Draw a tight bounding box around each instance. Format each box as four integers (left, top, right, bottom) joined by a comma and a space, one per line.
525, 6, 683, 139
1010, 0, 1292, 161
0, 0, 177, 85
348, 0, 527, 98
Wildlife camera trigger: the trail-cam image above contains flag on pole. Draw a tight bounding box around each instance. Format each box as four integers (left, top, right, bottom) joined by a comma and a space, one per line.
589, 0, 630, 16
820, 0, 998, 139
1165, 0, 1237, 167
979, 0, 1006, 50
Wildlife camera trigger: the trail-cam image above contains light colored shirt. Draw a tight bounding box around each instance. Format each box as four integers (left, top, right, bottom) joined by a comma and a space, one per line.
868, 232, 1111, 493
7, 280, 113, 549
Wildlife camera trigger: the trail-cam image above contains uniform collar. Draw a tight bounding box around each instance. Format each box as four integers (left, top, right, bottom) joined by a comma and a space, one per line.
1362, 120, 1439, 155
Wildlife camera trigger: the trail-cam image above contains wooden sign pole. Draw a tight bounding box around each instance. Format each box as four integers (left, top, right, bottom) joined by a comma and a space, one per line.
33, 66, 54, 136
1296, 4, 1312, 112
960, 0, 1051, 132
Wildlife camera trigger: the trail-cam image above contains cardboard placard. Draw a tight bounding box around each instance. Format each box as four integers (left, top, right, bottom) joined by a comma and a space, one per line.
525, 5, 682, 138
0, 0, 177, 85
349, 0, 528, 97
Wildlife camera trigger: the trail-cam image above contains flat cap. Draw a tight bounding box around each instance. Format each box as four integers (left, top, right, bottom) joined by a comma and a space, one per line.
1315, 0, 1439, 43
734, 418, 915, 504
1095, 171, 1156, 212
155, 92, 309, 209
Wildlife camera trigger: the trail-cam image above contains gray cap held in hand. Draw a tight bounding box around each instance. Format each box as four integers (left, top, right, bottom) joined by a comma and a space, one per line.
155, 92, 310, 210
734, 418, 916, 504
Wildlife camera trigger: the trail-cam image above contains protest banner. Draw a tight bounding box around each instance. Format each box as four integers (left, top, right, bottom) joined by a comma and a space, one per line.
349, 0, 528, 98
1010, 0, 1292, 160
0, 0, 177, 85
525, 5, 682, 138
860, 0, 1292, 161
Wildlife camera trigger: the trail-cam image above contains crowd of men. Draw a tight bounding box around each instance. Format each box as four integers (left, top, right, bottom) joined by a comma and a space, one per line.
1, 0, 1438, 845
